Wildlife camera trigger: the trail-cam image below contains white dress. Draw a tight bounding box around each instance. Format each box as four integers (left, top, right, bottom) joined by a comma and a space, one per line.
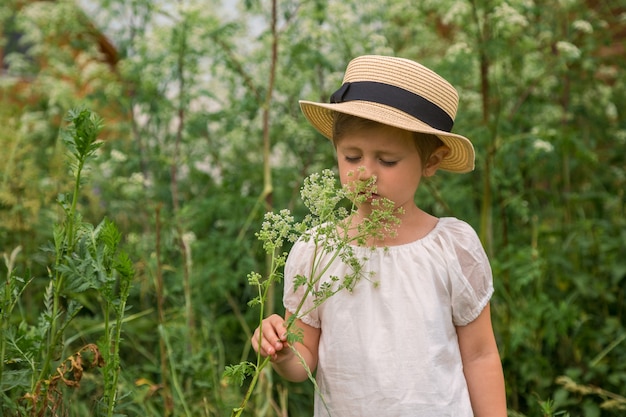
283, 217, 493, 417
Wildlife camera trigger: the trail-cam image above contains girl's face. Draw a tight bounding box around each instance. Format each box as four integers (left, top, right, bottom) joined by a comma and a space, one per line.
336, 124, 428, 215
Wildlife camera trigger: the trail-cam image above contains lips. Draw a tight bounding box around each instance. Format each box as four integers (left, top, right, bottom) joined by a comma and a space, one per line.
358, 192, 379, 199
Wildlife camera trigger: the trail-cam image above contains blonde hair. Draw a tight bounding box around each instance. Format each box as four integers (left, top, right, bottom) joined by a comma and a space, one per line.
332, 112, 445, 165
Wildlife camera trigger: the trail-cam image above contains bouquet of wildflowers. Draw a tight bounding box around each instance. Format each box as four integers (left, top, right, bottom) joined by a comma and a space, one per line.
225, 168, 400, 416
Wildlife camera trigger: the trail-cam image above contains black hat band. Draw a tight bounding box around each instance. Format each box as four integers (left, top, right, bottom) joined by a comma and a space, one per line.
330, 81, 454, 132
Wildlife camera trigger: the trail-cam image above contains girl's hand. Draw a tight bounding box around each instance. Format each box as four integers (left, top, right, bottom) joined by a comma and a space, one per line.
251, 314, 292, 363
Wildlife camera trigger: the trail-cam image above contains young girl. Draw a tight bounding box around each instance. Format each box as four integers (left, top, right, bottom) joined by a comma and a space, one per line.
252, 55, 506, 417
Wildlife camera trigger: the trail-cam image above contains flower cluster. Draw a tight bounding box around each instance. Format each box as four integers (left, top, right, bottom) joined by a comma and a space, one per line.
226, 169, 402, 417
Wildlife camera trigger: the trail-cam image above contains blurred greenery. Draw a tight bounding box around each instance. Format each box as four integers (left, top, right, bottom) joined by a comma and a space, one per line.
1, 0, 625, 416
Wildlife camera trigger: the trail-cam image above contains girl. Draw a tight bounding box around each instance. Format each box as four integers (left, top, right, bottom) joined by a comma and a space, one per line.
252, 55, 506, 417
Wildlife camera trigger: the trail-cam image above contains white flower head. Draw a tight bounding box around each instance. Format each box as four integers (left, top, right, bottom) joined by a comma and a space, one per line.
605, 102, 618, 121
442, 2, 470, 25
532, 139, 554, 153
572, 20, 593, 34
130, 172, 147, 186
110, 149, 128, 162
182, 231, 197, 246
556, 41, 581, 60
493, 3, 529, 30
446, 42, 471, 58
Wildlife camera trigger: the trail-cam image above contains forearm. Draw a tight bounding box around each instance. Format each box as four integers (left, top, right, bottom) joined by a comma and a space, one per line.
463, 352, 507, 417
271, 342, 317, 382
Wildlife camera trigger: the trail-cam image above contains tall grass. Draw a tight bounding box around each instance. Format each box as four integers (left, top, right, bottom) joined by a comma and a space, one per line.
0, 108, 134, 416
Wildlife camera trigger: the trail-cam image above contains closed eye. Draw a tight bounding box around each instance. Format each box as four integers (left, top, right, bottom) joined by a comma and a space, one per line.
344, 156, 362, 163
379, 159, 398, 167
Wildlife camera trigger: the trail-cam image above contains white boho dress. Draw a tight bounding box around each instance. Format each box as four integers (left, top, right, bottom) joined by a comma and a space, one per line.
283, 217, 493, 417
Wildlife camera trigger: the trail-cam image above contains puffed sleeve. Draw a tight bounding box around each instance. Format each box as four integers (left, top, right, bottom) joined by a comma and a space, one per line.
283, 238, 322, 328
445, 219, 494, 326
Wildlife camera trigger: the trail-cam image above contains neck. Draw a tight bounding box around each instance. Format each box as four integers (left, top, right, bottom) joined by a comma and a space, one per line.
346, 205, 437, 247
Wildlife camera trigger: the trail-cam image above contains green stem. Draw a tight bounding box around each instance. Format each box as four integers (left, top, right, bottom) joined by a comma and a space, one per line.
230, 356, 271, 417
114, 276, 132, 399
0, 275, 10, 385
102, 300, 113, 416
0, 247, 22, 385
105, 300, 128, 417
67, 158, 84, 249
37, 155, 84, 387
230, 247, 281, 416
160, 325, 193, 417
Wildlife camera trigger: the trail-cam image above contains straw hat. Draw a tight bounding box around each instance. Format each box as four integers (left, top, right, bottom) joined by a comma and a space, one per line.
299, 55, 475, 173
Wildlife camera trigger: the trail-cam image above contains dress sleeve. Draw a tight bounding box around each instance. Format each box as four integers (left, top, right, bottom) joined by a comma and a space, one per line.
446, 220, 494, 326
282, 238, 321, 328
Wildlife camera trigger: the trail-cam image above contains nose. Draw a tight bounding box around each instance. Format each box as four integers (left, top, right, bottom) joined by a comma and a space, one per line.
357, 158, 376, 181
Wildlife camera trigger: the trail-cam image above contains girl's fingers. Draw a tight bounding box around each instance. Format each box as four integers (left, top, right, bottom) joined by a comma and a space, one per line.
251, 315, 287, 357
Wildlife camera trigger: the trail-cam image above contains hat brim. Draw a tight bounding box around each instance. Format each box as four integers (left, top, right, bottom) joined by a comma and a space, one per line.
299, 100, 475, 173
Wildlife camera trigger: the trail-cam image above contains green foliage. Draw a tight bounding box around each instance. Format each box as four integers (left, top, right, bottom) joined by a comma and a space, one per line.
1, 108, 134, 416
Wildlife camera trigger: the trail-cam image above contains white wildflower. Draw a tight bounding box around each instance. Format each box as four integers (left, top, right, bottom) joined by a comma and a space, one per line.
532, 139, 554, 153
493, 3, 529, 30
182, 232, 197, 246
110, 149, 127, 162
127, 233, 140, 245
129, 172, 146, 186
99, 161, 113, 178
194, 159, 223, 185
442, 2, 470, 25
605, 102, 618, 121
572, 20, 593, 34
447, 42, 471, 58
556, 41, 581, 60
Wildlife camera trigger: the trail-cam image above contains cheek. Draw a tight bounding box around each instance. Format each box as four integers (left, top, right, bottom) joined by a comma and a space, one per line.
337, 168, 363, 197
338, 171, 354, 188
337, 162, 353, 184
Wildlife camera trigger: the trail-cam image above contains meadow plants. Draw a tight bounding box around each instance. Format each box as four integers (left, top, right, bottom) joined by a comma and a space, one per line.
0, 108, 134, 416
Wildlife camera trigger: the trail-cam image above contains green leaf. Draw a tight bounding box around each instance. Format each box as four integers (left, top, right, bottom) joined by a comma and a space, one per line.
223, 362, 256, 387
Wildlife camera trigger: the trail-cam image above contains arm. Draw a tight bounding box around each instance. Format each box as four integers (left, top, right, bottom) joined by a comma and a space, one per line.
456, 303, 507, 417
251, 311, 320, 382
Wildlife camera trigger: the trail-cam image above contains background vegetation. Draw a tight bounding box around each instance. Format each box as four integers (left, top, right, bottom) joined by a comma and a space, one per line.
1, 0, 624, 416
